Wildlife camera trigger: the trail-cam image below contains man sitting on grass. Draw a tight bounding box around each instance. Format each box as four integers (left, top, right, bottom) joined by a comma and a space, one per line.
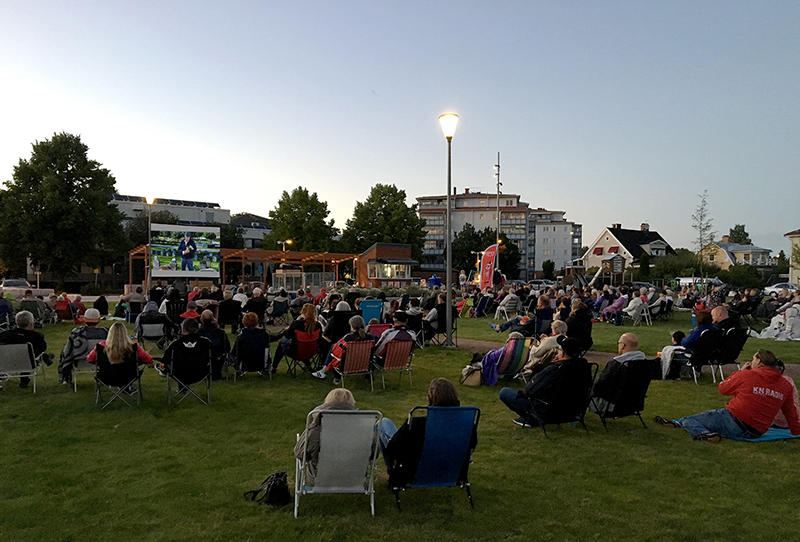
655, 349, 800, 442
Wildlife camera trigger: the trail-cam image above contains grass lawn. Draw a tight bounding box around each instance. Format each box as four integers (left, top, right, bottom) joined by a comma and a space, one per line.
2, 316, 799, 541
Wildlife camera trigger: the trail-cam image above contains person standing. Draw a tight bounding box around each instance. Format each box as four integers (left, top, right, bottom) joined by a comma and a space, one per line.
178, 232, 197, 271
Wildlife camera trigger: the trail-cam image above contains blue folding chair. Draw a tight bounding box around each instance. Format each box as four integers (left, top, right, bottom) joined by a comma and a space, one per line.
391, 405, 480, 510
358, 299, 383, 324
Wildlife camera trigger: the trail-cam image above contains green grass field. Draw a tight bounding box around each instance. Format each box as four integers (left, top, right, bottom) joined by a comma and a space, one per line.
2, 314, 799, 542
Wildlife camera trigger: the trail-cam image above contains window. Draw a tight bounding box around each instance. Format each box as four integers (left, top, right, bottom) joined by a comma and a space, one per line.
368, 264, 377, 278
480, 199, 486, 206
744, 254, 751, 262
479, 213, 484, 220
542, 238, 548, 244
708, 254, 715, 262
543, 250, 550, 256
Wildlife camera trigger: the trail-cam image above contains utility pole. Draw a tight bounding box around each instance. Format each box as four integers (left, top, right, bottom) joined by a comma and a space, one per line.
494, 152, 501, 271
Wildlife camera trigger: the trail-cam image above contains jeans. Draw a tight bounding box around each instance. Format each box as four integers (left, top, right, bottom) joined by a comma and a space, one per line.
681, 408, 760, 439
378, 418, 398, 466
271, 338, 291, 369
499, 387, 531, 419
498, 317, 522, 332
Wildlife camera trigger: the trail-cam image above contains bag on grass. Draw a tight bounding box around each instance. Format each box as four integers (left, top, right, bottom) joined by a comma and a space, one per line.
244, 471, 291, 507
460, 363, 483, 386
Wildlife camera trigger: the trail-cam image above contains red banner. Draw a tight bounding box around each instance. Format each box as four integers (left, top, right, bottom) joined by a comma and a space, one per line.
479, 244, 498, 290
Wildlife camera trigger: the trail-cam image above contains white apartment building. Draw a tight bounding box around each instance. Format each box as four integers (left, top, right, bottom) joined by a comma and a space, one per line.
416, 189, 581, 279
111, 194, 231, 225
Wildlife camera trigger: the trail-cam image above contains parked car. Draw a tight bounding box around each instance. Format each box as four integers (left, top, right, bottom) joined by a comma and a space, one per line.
0, 278, 31, 288
527, 279, 555, 290
764, 283, 799, 296
631, 281, 657, 292
677, 277, 725, 289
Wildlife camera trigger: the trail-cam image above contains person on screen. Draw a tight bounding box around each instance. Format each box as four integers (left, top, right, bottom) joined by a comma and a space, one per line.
178, 232, 197, 271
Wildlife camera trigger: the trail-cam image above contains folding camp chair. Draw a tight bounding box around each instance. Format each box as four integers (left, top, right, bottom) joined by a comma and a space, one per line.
712, 327, 749, 376
285, 329, 321, 377
686, 328, 724, 384
294, 409, 382, 518
590, 358, 659, 429
390, 406, 480, 511
268, 299, 291, 326
496, 297, 521, 321
229, 329, 271, 381
125, 301, 143, 324
94, 352, 143, 410
522, 362, 598, 438
138, 323, 168, 353
406, 313, 424, 349
366, 323, 390, 337
0, 343, 40, 393
55, 300, 75, 322
336, 340, 377, 391
218, 299, 242, 331
20, 299, 45, 327
72, 339, 104, 392
164, 300, 187, 329
166, 344, 213, 406
358, 299, 384, 325
373, 339, 413, 389
459, 298, 473, 319
495, 338, 534, 380
399, 294, 410, 311
472, 296, 489, 318
428, 307, 458, 346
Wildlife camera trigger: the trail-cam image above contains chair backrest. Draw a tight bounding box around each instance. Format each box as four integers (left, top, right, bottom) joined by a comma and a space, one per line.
313, 410, 382, 491
328, 310, 362, 343
381, 340, 413, 371
234, 329, 270, 372
595, 358, 658, 416
497, 338, 534, 377
690, 328, 724, 366
535, 318, 552, 336
165, 300, 187, 323
716, 327, 748, 364
271, 299, 289, 317
399, 294, 410, 311
366, 323, 390, 337
411, 406, 480, 488
95, 345, 140, 387
0, 343, 36, 374
127, 301, 143, 315
167, 337, 212, 384
293, 328, 321, 361
406, 313, 423, 334
340, 341, 375, 375
20, 299, 42, 319
218, 300, 241, 326
473, 296, 489, 317
140, 324, 166, 340
74, 339, 105, 373
539, 361, 596, 424
359, 299, 383, 324
504, 296, 521, 314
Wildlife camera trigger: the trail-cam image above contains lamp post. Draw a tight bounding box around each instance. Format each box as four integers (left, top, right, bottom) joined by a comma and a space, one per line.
279, 239, 293, 252
439, 112, 458, 347
146, 196, 154, 290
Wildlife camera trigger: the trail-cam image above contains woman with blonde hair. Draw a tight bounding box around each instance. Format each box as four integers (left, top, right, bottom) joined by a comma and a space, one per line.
294, 388, 357, 485
87, 322, 153, 366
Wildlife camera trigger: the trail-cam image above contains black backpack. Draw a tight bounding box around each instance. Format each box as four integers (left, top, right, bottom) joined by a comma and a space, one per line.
244, 471, 291, 508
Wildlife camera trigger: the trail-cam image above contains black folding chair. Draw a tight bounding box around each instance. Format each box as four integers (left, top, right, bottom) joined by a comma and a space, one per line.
94, 350, 143, 410
165, 340, 213, 406
523, 362, 598, 438
590, 358, 659, 429
686, 328, 724, 385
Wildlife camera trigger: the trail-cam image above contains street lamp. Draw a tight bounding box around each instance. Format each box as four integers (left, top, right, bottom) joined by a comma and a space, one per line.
439, 112, 458, 347
279, 239, 293, 252
146, 196, 154, 290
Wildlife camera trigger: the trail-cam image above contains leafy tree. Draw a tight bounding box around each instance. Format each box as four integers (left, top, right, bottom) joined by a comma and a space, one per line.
637, 253, 651, 279
692, 190, 716, 274
651, 247, 721, 280
0, 133, 126, 281
125, 210, 180, 247
775, 250, 789, 274
218, 222, 244, 249
340, 184, 426, 260
264, 187, 338, 252
728, 224, 752, 245
717, 264, 763, 289
450, 224, 521, 279
542, 260, 555, 280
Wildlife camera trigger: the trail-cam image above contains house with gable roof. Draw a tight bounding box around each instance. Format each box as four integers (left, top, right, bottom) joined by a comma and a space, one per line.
698, 235, 775, 270
583, 223, 675, 270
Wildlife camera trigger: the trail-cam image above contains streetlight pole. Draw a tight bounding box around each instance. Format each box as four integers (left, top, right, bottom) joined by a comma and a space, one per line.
146, 197, 153, 291
279, 239, 293, 252
439, 113, 458, 347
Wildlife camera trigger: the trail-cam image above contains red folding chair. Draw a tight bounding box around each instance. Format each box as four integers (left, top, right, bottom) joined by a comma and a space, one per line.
374, 340, 414, 389
337, 340, 377, 391
286, 328, 321, 377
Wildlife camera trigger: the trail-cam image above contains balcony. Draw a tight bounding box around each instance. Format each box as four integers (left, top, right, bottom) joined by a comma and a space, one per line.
425, 234, 445, 240
422, 248, 444, 256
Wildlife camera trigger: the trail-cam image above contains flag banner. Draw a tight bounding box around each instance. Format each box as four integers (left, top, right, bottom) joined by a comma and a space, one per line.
479, 244, 498, 290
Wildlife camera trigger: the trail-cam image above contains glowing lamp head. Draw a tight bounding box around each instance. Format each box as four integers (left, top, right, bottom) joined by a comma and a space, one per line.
438, 113, 459, 139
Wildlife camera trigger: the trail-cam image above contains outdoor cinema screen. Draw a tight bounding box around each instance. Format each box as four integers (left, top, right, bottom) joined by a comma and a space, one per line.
150, 223, 221, 279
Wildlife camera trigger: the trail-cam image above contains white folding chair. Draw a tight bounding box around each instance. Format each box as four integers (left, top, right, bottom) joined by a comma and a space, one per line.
294, 409, 382, 518
73, 339, 104, 392
0, 343, 40, 393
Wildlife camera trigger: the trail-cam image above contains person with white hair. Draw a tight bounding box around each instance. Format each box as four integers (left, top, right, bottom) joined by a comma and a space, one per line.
0, 311, 51, 388
750, 306, 800, 341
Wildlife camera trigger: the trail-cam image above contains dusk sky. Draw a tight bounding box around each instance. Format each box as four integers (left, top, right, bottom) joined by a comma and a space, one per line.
2, 2, 798, 256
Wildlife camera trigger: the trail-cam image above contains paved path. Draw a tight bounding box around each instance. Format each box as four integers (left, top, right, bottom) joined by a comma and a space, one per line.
455, 338, 800, 378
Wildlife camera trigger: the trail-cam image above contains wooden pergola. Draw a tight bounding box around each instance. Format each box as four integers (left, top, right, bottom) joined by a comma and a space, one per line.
219, 248, 358, 285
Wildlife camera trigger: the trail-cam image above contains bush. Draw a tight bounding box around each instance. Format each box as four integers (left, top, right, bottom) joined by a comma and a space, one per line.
79, 283, 105, 296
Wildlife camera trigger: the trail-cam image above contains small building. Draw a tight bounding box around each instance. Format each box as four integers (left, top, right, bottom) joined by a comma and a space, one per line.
699, 236, 775, 270
583, 223, 675, 270
356, 243, 418, 289
785, 229, 800, 284
230, 213, 271, 249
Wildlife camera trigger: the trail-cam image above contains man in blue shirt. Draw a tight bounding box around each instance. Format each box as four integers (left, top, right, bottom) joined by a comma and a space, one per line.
178, 233, 197, 271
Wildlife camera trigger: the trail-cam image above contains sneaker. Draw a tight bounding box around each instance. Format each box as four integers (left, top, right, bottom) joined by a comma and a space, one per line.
653, 416, 681, 428
489, 323, 500, 333
312, 370, 327, 379
332, 377, 341, 385
693, 431, 722, 443
154, 364, 167, 377
513, 416, 537, 427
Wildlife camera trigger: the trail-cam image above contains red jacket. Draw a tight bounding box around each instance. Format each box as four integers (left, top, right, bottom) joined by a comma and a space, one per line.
719, 366, 800, 435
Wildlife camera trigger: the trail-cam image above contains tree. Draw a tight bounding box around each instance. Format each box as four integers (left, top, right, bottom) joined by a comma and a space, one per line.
218, 223, 244, 249
775, 250, 789, 275
125, 210, 180, 247
340, 184, 426, 260
718, 264, 763, 289
651, 247, 722, 280
264, 187, 338, 252
692, 190, 716, 275
450, 224, 522, 279
542, 260, 555, 280
728, 224, 752, 245
0, 133, 126, 281
637, 252, 651, 279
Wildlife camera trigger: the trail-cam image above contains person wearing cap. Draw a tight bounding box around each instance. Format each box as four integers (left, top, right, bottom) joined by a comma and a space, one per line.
374, 311, 416, 361
178, 232, 197, 271
498, 336, 592, 427
57, 308, 108, 385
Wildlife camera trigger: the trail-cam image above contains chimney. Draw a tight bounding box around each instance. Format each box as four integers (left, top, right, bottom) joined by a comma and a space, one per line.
640, 223, 650, 231
722, 235, 730, 243
611, 223, 622, 229
464, 188, 470, 194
